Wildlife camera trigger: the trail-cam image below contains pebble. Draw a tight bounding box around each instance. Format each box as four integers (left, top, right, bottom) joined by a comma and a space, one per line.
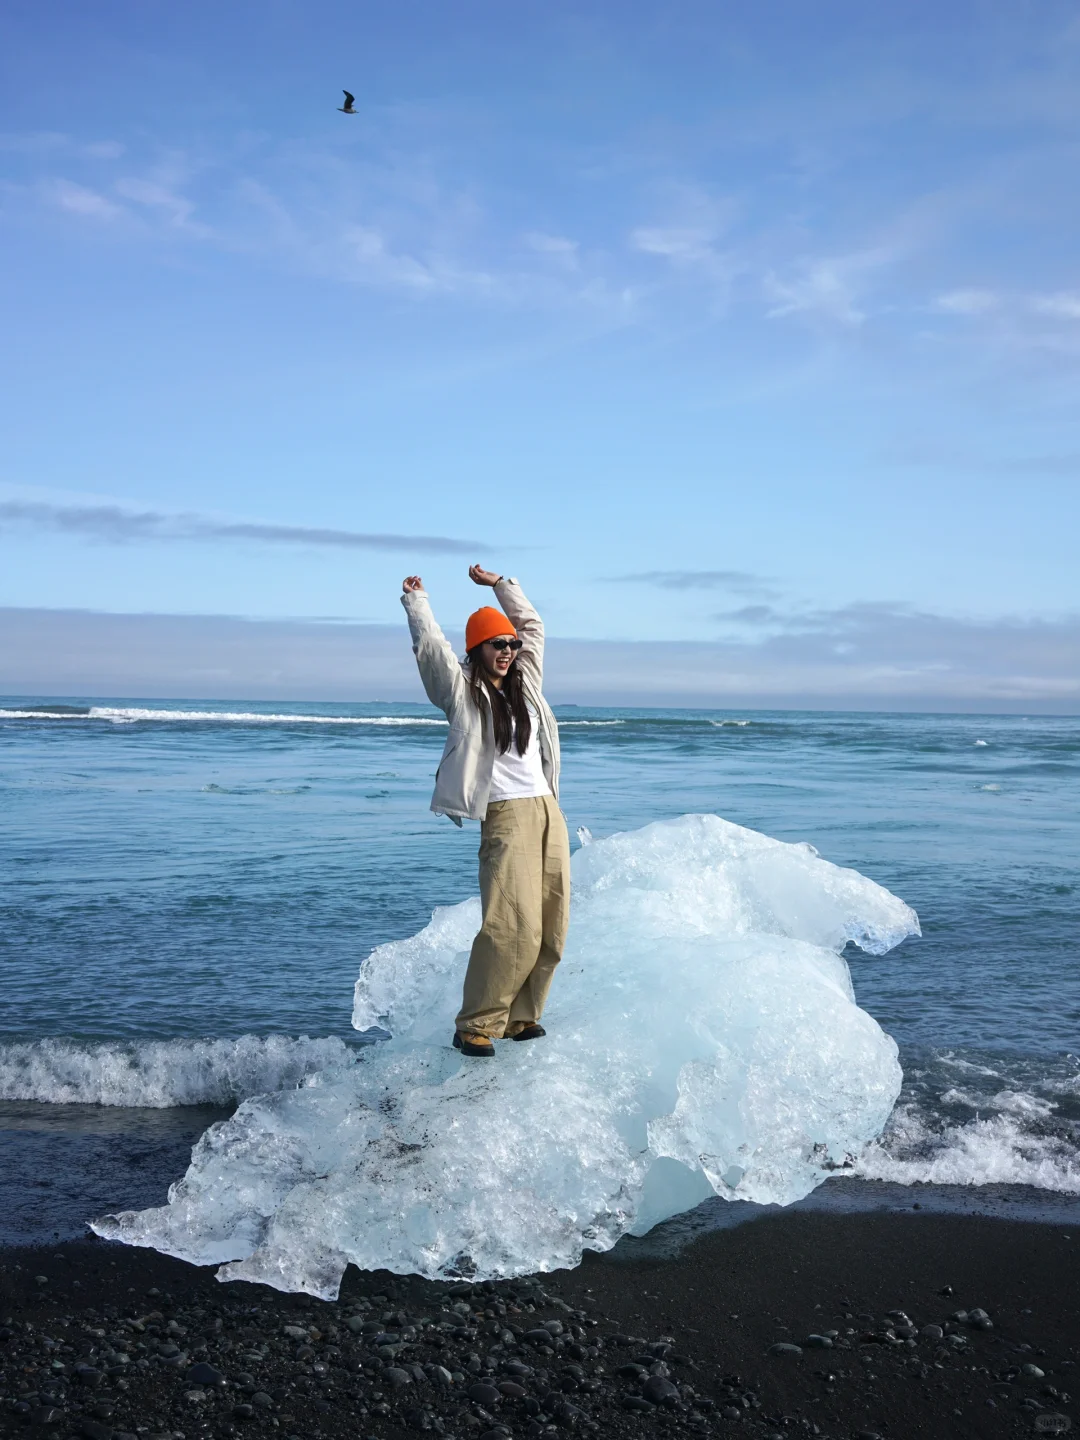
768, 1342, 803, 1356
79, 1421, 113, 1440
801, 1334, 833, 1348
185, 1362, 223, 1386
642, 1374, 680, 1405
383, 1365, 413, 1388
1022, 1363, 1046, 1379
467, 1381, 502, 1405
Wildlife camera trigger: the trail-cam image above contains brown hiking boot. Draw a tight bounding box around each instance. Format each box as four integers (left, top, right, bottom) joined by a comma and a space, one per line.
452, 1031, 495, 1057
510, 1024, 546, 1042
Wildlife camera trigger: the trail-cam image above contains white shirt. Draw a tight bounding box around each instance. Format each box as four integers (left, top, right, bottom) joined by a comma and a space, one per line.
488, 703, 551, 802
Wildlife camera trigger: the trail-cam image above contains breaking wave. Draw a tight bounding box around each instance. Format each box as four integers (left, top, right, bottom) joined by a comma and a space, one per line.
0, 707, 446, 726
0, 1035, 357, 1108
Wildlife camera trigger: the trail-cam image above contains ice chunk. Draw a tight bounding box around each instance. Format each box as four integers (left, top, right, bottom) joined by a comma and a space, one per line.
93, 814, 918, 1295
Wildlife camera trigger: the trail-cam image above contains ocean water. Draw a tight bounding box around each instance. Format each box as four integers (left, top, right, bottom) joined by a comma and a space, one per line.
1, 697, 1078, 1246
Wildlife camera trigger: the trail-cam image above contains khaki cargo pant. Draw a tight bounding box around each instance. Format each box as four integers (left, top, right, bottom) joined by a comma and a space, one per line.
456, 794, 571, 1039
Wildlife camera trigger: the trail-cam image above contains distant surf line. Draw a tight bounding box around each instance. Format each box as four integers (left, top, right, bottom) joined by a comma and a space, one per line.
0, 707, 449, 726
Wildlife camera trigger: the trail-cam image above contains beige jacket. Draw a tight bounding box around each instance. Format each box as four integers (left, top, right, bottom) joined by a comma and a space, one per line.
401, 577, 561, 824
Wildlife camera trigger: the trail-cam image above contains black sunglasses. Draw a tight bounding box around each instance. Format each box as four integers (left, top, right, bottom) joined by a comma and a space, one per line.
486, 638, 523, 651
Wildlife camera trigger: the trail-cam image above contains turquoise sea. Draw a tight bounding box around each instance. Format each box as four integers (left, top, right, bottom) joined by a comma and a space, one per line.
1, 698, 1078, 1244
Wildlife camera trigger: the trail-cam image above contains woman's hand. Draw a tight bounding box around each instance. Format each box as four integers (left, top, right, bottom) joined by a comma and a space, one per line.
402, 575, 424, 593
468, 564, 502, 587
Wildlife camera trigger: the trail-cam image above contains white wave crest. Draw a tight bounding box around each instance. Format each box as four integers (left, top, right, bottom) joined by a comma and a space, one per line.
95, 813, 919, 1295
709, 719, 751, 727
0, 1035, 357, 1107
2, 707, 447, 726
90, 708, 448, 726
855, 1102, 1080, 1193
559, 720, 625, 727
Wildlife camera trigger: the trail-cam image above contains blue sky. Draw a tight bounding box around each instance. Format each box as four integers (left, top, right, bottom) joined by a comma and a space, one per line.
1, 0, 1078, 706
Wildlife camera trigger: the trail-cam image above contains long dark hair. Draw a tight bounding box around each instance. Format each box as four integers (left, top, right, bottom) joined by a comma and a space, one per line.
467, 649, 532, 756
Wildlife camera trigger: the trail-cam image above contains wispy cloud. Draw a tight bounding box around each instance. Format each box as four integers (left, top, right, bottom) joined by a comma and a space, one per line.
42, 179, 123, 221
524, 232, 579, 263
934, 288, 999, 314
611, 570, 775, 597
115, 177, 207, 235
1, 132, 124, 159
764, 248, 893, 327
1033, 291, 1080, 321
0, 501, 482, 555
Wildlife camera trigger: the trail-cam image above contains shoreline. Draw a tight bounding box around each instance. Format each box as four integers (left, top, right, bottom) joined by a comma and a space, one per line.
3, 1209, 1077, 1440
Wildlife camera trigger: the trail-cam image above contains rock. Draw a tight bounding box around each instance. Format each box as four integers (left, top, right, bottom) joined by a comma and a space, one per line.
802, 1334, 833, 1348
468, 1381, 502, 1405
430, 1365, 453, 1387
79, 1421, 113, 1440
283, 1325, 309, 1340
642, 1374, 680, 1406
186, 1362, 224, 1386
345, 1315, 367, 1334
384, 1366, 413, 1389
622, 1396, 653, 1412
233, 1402, 254, 1418
251, 1391, 273, 1408
35, 1275, 49, 1286
76, 1366, 104, 1388
768, 1342, 803, 1356
542, 1320, 564, 1336
498, 1381, 527, 1398
31, 1407, 64, 1426
1022, 1364, 1046, 1380
618, 1362, 648, 1379
183, 1389, 206, 1403
921, 1324, 944, 1339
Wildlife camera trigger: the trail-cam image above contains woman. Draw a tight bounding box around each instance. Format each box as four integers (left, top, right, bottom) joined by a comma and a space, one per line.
401, 564, 570, 1058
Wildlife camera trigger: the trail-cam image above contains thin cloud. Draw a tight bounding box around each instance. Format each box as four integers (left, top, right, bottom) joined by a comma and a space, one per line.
935, 289, 999, 315
612, 570, 776, 597
43, 179, 123, 221
764, 249, 892, 327
1033, 292, 1080, 321
0, 501, 482, 555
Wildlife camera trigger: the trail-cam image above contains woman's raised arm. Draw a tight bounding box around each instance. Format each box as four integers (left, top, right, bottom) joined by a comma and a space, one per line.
401, 578, 466, 716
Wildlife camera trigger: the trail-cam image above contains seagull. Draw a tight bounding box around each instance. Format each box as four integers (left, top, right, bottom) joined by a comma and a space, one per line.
338, 90, 357, 114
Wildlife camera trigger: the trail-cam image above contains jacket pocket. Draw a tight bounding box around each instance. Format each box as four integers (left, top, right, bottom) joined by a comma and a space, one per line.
434, 728, 464, 780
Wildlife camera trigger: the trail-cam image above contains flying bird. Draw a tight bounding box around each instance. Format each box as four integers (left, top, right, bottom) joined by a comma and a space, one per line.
338, 90, 357, 114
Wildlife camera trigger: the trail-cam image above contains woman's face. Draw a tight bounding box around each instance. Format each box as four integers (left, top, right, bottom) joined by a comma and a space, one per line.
481, 634, 517, 681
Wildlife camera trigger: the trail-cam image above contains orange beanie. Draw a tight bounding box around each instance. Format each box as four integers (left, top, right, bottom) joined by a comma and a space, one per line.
465, 607, 517, 652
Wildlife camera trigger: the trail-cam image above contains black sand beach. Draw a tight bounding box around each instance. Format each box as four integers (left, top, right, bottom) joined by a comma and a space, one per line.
2, 1210, 1076, 1440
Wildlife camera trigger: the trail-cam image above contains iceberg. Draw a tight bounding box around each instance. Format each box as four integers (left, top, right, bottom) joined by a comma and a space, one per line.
92, 814, 919, 1296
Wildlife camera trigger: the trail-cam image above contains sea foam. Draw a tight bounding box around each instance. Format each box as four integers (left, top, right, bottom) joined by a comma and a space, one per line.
93, 814, 918, 1294
0, 1035, 356, 1107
